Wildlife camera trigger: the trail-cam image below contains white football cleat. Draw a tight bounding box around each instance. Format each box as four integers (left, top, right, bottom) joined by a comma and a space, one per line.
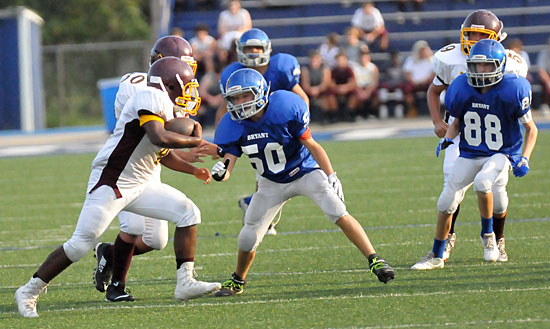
14, 277, 48, 318
481, 233, 499, 262
497, 237, 508, 262
265, 225, 277, 236
411, 252, 444, 270
175, 262, 221, 301
442, 232, 456, 262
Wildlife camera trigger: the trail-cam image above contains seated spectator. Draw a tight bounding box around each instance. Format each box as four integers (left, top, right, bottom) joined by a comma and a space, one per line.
341, 27, 370, 65
351, 1, 389, 52
403, 40, 434, 117
326, 52, 358, 122
195, 62, 223, 127
217, 0, 252, 52
190, 24, 217, 76
378, 51, 408, 119
507, 38, 531, 71
536, 38, 550, 117
301, 50, 332, 123
319, 33, 340, 68
350, 49, 379, 119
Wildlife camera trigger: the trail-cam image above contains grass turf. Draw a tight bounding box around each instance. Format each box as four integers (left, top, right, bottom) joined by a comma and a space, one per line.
1, 132, 549, 328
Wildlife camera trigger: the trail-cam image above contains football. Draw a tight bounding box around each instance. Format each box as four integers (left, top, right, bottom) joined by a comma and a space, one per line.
164, 117, 195, 136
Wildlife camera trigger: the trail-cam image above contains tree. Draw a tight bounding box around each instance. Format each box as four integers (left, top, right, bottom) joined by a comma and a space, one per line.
1, 0, 150, 44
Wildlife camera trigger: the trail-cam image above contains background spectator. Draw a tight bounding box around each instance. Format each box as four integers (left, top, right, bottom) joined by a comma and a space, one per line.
190, 24, 217, 76
217, 0, 252, 58
319, 33, 340, 68
507, 38, 531, 68
326, 52, 358, 122
341, 27, 370, 65
301, 50, 332, 123
351, 1, 389, 52
350, 49, 379, 119
378, 51, 407, 119
403, 40, 434, 117
536, 38, 550, 117
196, 61, 223, 127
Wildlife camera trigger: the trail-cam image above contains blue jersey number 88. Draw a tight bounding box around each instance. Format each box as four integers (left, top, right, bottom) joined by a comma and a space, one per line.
463, 111, 503, 151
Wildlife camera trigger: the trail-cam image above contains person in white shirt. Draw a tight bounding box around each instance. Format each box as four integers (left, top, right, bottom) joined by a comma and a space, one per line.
351, 1, 389, 52
217, 0, 252, 53
403, 40, 434, 117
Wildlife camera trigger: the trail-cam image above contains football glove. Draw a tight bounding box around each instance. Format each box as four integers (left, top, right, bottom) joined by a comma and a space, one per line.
436, 137, 454, 157
211, 159, 230, 181
328, 172, 344, 202
513, 156, 529, 177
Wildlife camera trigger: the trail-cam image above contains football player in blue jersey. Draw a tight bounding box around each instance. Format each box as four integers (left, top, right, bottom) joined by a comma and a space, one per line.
412, 39, 538, 270
216, 28, 310, 235
210, 68, 394, 296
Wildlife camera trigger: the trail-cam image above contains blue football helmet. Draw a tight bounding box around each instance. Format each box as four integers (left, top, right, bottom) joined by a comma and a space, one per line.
466, 39, 506, 88
236, 28, 272, 67
224, 68, 270, 121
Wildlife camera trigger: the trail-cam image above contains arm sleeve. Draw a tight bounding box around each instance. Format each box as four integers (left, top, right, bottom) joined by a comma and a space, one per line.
288, 97, 310, 139
278, 54, 301, 90
513, 77, 532, 120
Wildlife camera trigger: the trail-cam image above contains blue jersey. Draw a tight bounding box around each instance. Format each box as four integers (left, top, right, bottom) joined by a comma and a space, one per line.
445, 74, 531, 159
214, 90, 317, 183
219, 53, 301, 94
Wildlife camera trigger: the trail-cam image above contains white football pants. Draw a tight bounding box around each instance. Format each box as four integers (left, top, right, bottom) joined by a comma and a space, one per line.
238, 169, 348, 252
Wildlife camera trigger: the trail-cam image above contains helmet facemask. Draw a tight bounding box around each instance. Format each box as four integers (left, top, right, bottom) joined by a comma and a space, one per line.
467, 55, 505, 88
237, 40, 272, 67
174, 76, 201, 116
224, 83, 270, 121
460, 26, 502, 55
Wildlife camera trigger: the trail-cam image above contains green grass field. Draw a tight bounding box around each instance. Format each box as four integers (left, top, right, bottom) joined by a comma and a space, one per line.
1, 132, 549, 328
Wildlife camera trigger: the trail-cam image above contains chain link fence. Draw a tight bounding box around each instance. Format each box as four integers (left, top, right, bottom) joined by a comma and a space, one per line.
42, 40, 153, 127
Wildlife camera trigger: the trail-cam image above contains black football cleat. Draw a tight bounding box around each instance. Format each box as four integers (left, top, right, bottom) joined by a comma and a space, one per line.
105, 281, 134, 302
215, 273, 245, 297
369, 257, 395, 284
93, 243, 113, 292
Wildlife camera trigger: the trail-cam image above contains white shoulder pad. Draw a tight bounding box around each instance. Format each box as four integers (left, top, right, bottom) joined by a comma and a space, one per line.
432, 44, 467, 86
505, 49, 529, 78
115, 72, 148, 119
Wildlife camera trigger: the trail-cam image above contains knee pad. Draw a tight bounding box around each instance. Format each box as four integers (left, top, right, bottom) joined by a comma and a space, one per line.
437, 187, 463, 214
119, 212, 145, 236
174, 202, 201, 228
63, 237, 96, 262
141, 221, 168, 250
473, 176, 492, 193
493, 190, 509, 215
238, 225, 263, 252
142, 234, 168, 250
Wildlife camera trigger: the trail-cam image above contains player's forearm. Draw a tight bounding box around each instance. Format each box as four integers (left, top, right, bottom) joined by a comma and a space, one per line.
157, 132, 202, 149
310, 144, 334, 176
522, 121, 538, 160
161, 152, 198, 175
427, 83, 444, 124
